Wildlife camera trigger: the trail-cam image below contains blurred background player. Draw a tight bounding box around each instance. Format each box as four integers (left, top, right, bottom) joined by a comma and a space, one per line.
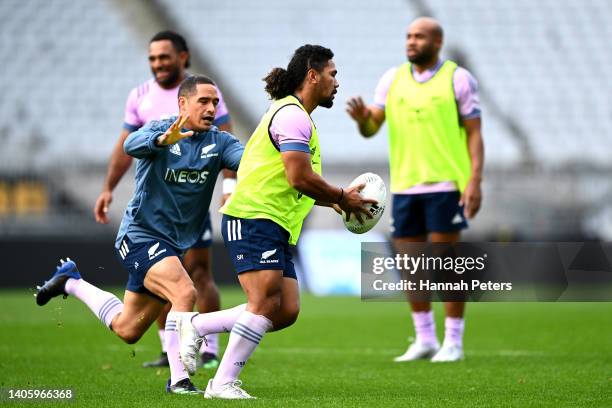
346, 17, 484, 362
93, 30, 233, 369
177, 44, 375, 399
37, 76, 244, 393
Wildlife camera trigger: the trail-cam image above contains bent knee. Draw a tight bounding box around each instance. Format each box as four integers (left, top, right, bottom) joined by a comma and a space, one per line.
249, 295, 282, 317
274, 304, 300, 330
114, 327, 144, 344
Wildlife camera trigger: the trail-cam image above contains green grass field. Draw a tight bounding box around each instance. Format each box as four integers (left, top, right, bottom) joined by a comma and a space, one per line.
0, 288, 610, 407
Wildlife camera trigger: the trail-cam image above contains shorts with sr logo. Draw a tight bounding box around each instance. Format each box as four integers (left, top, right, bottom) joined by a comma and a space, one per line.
221, 214, 297, 280
115, 236, 182, 302
190, 211, 213, 249
391, 191, 468, 237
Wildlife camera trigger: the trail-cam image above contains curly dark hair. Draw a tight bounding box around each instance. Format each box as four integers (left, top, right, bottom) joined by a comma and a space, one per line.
263, 44, 334, 100
150, 30, 191, 68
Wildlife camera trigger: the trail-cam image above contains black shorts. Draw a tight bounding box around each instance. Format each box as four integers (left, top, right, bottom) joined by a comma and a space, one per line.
391, 191, 468, 237
115, 236, 181, 301
221, 214, 297, 280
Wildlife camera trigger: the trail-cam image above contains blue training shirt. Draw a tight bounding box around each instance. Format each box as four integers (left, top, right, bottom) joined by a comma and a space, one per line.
116, 117, 244, 251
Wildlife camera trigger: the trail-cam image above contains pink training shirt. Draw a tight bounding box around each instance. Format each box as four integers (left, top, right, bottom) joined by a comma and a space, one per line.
374, 60, 481, 194
268, 104, 312, 153
123, 77, 230, 132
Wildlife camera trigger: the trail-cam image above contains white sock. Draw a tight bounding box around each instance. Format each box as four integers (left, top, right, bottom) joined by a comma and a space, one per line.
158, 329, 167, 353
444, 317, 465, 347
166, 312, 189, 385
412, 310, 439, 346
192, 304, 246, 337
201, 333, 219, 356
212, 311, 272, 388
64, 278, 123, 328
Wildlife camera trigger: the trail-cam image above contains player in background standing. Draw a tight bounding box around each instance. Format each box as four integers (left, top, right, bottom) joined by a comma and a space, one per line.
37, 76, 244, 393
346, 17, 484, 362
93, 31, 231, 369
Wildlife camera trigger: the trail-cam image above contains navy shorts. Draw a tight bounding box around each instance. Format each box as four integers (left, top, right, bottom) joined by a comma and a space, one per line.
391, 191, 468, 237
190, 211, 213, 249
115, 236, 182, 301
221, 214, 297, 280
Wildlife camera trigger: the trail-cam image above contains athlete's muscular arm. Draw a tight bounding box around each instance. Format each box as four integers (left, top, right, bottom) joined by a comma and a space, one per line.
281, 151, 375, 223
460, 117, 484, 219
94, 129, 133, 224
346, 97, 386, 138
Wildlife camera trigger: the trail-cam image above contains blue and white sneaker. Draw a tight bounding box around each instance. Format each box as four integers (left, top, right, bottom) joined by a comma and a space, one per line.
35, 258, 81, 306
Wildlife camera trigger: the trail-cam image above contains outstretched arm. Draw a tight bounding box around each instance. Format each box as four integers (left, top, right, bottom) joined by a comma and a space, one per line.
124, 115, 194, 158
346, 97, 386, 137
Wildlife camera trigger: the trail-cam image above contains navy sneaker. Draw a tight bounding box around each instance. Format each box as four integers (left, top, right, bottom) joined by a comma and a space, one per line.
166, 378, 202, 395
35, 258, 81, 306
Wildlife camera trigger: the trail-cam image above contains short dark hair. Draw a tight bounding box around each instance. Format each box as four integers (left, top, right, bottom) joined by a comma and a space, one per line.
263, 44, 334, 100
150, 30, 191, 68
178, 75, 216, 99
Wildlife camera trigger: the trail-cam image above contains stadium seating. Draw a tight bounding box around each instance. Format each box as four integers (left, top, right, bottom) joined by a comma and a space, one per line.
0, 0, 148, 170
1, 0, 610, 167
0, 0, 610, 238
426, 0, 611, 165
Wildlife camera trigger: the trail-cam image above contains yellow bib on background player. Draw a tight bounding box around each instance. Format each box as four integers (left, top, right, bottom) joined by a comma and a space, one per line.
385, 60, 471, 193
222, 95, 321, 245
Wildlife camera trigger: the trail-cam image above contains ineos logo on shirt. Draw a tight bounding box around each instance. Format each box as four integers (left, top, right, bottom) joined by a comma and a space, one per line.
164, 168, 209, 184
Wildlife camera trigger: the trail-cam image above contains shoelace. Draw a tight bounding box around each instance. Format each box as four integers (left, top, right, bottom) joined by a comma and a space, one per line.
187, 315, 208, 348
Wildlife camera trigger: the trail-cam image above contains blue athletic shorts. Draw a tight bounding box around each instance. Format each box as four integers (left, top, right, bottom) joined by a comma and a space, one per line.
391, 191, 468, 237
221, 214, 297, 280
190, 211, 213, 249
115, 236, 181, 301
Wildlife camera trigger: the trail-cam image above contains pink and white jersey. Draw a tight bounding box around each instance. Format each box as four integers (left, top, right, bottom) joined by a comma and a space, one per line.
123, 77, 230, 132
374, 60, 481, 194
269, 105, 312, 153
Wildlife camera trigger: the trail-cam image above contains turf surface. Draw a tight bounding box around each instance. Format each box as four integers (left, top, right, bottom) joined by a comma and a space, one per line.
0, 288, 610, 407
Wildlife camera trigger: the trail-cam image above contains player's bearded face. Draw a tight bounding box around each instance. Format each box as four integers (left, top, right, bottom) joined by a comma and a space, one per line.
407, 42, 436, 65
153, 62, 181, 87
317, 61, 339, 109
180, 84, 218, 132
149, 40, 185, 88
406, 28, 439, 65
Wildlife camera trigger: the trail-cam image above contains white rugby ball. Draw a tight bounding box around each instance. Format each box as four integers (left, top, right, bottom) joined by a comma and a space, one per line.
342, 172, 386, 234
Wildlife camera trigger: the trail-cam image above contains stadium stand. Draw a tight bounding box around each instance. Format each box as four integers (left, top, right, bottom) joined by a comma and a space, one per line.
1, 0, 610, 167
0, 0, 610, 244
157, 0, 521, 165
425, 0, 611, 165
0, 0, 149, 170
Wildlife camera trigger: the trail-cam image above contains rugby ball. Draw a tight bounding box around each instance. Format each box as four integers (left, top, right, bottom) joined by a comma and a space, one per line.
342, 172, 386, 234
